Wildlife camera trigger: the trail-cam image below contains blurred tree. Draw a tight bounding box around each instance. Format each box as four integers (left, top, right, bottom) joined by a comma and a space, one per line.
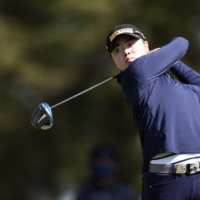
0, 0, 200, 199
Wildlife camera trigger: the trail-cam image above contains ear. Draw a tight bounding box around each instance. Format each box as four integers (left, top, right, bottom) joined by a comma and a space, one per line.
144, 41, 149, 49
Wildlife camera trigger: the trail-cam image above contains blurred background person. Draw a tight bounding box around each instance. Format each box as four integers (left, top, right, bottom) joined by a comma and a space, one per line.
75, 144, 138, 200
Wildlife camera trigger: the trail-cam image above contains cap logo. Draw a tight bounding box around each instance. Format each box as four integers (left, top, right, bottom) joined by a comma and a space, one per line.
109, 28, 133, 42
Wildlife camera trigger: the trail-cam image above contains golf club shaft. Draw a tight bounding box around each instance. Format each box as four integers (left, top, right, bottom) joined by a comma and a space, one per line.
50, 74, 120, 109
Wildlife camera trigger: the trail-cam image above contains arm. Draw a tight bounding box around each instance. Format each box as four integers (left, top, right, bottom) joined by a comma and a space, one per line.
143, 37, 189, 79
170, 61, 200, 86
125, 37, 189, 83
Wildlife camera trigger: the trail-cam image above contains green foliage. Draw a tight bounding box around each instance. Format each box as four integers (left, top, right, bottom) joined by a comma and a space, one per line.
0, 0, 200, 199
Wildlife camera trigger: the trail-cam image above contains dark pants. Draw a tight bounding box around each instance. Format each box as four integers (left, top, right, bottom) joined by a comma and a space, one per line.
142, 172, 200, 200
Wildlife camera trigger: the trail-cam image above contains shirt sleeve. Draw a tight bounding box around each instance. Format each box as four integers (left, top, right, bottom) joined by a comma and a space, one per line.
170, 61, 200, 86
123, 37, 189, 87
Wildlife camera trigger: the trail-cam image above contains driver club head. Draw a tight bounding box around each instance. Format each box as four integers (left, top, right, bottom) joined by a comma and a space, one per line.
31, 102, 53, 130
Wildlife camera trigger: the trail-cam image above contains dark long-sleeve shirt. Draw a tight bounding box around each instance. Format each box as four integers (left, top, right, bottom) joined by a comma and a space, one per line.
117, 37, 200, 173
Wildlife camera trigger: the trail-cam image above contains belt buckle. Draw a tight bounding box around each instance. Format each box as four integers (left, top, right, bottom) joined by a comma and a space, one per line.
188, 163, 200, 174
175, 164, 186, 174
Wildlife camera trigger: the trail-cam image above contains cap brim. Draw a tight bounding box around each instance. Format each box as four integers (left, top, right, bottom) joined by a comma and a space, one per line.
109, 33, 140, 53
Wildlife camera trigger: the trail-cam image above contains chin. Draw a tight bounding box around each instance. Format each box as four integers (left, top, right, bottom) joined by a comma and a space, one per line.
121, 66, 129, 71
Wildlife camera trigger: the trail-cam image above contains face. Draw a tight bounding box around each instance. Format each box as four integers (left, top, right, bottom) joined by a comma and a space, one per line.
91, 157, 116, 187
111, 35, 149, 71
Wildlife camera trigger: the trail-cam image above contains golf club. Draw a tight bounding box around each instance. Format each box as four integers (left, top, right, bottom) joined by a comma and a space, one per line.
31, 74, 120, 130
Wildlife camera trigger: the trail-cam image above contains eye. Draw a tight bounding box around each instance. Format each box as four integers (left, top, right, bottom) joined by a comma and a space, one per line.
116, 48, 121, 52
129, 43, 133, 47
113, 47, 122, 54
128, 41, 135, 47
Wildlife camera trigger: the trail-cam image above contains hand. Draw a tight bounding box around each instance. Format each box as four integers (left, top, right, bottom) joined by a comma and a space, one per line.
148, 48, 160, 54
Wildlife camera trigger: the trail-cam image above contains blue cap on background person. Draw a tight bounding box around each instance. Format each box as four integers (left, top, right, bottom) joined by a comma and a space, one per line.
90, 144, 118, 161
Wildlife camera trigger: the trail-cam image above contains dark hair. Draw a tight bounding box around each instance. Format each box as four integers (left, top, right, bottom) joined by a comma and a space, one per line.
90, 144, 118, 161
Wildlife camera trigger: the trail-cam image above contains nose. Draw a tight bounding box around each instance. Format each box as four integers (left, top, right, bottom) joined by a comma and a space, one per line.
124, 48, 131, 56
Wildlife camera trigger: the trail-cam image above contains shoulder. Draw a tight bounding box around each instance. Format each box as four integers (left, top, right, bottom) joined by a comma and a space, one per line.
75, 181, 93, 200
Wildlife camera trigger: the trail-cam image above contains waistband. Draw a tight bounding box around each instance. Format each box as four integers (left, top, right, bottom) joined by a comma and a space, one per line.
149, 153, 200, 174
150, 153, 200, 165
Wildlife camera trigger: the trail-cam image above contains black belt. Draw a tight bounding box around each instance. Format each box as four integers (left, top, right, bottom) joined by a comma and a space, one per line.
149, 162, 200, 174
